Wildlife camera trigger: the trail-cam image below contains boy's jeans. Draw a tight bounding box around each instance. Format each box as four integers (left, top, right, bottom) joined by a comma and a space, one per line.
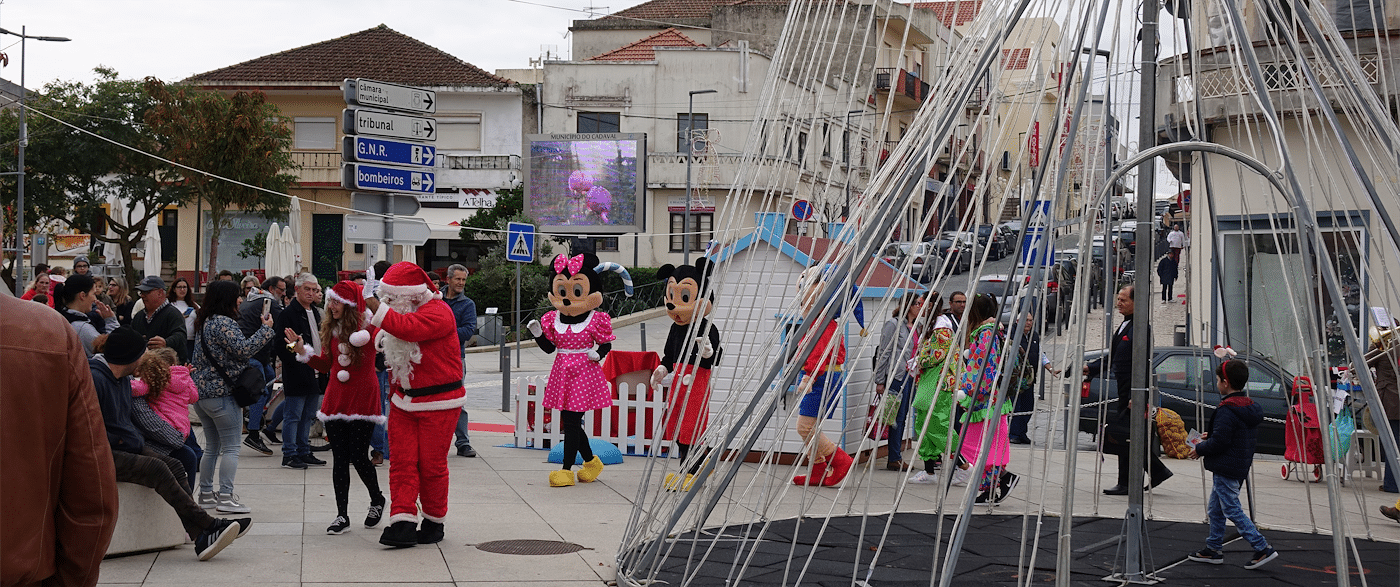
1206, 475, 1270, 552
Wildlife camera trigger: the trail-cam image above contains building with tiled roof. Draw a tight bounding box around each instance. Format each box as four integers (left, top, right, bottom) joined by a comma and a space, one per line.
911, 0, 984, 29
167, 25, 527, 284
187, 24, 510, 88
590, 28, 705, 61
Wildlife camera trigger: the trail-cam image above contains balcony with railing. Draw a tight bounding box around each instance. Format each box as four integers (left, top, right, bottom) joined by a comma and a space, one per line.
1159, 41, 1384, 127
874, 67, 933, 103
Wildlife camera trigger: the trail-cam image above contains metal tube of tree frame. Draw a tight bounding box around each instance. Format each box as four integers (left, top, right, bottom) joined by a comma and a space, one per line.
685, 89, 716, 264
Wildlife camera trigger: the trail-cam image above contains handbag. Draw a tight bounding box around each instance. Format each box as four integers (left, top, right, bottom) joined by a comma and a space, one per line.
200, 323, 266, 408
867, 394, 890, 441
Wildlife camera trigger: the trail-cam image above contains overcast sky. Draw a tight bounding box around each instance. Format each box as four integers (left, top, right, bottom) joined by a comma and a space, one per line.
0, 0, 647, 87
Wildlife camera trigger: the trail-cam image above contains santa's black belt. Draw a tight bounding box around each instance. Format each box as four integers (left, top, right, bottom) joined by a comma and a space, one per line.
401, 382, 462, 397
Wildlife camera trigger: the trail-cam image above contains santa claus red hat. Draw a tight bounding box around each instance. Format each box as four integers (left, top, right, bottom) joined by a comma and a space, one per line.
326, 280, 364, 309
377, 261, 442, 302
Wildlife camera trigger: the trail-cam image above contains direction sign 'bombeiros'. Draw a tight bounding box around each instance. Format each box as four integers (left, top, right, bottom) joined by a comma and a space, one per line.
343, 163, 435, 194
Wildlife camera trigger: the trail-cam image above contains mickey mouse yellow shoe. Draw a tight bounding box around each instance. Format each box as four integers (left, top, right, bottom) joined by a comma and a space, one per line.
663, 472, 682, 490
549, 469, 576, 487
576, 456, 605, 483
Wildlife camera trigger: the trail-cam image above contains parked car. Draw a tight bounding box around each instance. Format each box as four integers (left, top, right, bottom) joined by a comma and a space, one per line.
1078, 346, 1293, 455
975, 224, 1010, 260
1055, 249, 1105, 310
1112, 221, 1140, 256
978, 265, 1069, 326
949, 231, 985, 264
880, 241, 945, 282
925, 234, 975, 274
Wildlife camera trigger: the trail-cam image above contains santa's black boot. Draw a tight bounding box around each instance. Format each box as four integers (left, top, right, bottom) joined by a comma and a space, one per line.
417, 519, 445, 544
379, 520, 418, 548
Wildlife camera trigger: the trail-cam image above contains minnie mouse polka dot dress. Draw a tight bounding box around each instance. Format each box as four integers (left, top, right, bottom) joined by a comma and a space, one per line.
541, 310, 615, 412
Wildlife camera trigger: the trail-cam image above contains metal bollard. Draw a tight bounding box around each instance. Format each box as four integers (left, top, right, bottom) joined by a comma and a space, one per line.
640, 323, 647, 353
500, 339, 511, 412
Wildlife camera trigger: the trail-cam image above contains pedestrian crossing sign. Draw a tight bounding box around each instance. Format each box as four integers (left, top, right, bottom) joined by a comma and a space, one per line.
506, 222, 535, 263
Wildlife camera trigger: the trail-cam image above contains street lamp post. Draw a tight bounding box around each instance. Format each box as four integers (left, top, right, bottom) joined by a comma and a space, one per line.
684, 89, 716, 264
1, 26, 71, 296
842, 109, 864, 220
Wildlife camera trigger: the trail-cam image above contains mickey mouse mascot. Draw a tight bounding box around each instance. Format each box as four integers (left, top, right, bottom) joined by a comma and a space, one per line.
363, 262, 465, 548
650, 258, 723, 491
528, 253, 633, 487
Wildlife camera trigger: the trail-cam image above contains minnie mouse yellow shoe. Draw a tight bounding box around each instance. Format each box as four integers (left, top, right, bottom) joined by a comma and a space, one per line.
577, 456, 605, 483
549, 469, 576, 487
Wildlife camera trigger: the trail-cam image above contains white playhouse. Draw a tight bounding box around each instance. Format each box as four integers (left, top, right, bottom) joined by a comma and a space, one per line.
707, 212, 926, 458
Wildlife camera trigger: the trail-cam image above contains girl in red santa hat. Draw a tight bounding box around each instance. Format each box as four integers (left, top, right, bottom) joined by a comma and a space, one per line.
527, 253, 633, 487
285, 281, 386, 535
363, 262, 467, 548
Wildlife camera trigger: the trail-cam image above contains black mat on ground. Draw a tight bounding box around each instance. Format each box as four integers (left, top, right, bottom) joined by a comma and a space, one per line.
623, 513, 1400, 586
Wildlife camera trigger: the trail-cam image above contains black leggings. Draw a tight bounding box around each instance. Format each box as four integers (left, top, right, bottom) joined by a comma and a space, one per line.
677, 442, 709, 475
324, 419, 383, 518
560, 410, 594, 470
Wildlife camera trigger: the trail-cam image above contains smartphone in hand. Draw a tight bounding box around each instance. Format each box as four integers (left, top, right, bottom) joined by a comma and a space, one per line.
262, 298, 272, 318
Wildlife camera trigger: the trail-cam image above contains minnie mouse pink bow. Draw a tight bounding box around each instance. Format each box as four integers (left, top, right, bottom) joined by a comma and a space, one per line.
553, 254, 585, 275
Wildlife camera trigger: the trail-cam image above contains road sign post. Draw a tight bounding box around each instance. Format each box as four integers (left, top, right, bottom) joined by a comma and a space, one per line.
506, 222, 536, 369
341, 79, 437, 265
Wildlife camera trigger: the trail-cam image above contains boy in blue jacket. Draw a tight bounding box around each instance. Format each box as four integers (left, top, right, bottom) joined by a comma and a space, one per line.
1186, 359, 1278, 569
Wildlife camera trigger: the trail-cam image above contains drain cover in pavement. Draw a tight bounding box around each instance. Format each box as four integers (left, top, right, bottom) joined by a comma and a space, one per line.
475, 539, 588, 555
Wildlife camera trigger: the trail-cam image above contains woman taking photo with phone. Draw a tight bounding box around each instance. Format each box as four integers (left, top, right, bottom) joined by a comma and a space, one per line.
191, 280, 275, 514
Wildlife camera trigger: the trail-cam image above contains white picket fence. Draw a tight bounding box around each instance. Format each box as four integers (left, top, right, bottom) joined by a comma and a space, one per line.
512, 376, 672, 456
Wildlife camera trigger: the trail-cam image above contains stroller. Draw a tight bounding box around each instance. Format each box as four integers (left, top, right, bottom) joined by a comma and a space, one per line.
1280, 375, 1327, 482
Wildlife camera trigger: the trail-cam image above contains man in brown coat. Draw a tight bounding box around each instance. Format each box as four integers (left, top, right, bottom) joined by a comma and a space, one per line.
1, 293, 119, 586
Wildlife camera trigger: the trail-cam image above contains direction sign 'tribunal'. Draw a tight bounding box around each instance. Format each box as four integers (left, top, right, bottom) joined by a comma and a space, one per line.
343, 108, 436, 142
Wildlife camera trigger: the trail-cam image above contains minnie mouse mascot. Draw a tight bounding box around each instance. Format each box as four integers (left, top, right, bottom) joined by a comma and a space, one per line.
650, 258, 722, 491
528, 253, 633, 487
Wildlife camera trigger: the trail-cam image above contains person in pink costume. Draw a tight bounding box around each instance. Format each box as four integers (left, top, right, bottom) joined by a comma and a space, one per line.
287, 280, 387, 536
363, 262, 466, 548
527, 253, 633, 487
132, 347, 198, 436
131, 346, 202, 492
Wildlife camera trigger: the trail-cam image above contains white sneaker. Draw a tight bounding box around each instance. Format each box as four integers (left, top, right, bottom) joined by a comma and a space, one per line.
197, 491, 218, 509
908, 470, 939, 484
950, 467, 972, 487
215, 493, 251, 514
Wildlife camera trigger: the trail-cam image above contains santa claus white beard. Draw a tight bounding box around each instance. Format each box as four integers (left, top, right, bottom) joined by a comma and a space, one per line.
378, 331, 422, 389
376, 294, 427, 389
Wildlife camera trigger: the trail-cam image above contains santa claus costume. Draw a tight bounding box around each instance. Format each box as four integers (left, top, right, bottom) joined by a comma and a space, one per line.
290, 281, 386, 535
367, 262, 466, 548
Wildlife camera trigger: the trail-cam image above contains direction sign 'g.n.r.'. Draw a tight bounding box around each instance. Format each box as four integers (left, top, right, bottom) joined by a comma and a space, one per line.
343, 136, 435, 168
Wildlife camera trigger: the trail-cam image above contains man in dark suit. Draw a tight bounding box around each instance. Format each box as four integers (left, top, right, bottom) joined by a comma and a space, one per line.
274, 274, 327, 469
1083, 285, 1173, 495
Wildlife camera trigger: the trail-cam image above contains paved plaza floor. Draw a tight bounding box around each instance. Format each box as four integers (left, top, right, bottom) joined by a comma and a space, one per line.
98, 306, 1400, 586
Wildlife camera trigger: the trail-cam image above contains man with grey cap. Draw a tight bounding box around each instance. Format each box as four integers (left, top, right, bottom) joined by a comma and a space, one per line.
132, 275, 189, 363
